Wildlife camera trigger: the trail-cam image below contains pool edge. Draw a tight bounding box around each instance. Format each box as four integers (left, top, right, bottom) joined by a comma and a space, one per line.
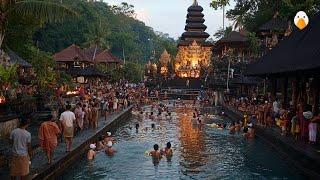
31, 106, 133, 180
222, 105, 320, 179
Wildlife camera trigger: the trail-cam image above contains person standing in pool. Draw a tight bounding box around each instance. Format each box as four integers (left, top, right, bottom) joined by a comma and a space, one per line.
235, 121, 241, 133
229, 122, 236, 134
149, 144, 162, 165
161, 142, 173, 157
87, 144, 96, 160
104, 132, 115, 144
105, 141, 116, 156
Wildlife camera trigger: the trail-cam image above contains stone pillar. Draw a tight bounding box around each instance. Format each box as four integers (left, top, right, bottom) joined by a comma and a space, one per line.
214, 91, 218, 106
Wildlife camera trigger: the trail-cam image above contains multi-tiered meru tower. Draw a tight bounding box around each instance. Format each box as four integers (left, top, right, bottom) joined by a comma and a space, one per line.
174, 0, 213, 78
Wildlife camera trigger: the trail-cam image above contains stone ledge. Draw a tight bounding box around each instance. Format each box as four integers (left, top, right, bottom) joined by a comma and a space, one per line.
222, 105, 320, 179
31, 106, 132, 180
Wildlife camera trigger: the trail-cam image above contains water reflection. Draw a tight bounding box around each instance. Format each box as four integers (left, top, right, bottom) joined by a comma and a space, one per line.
178, 108, 207, 173
61, 103, 304, 179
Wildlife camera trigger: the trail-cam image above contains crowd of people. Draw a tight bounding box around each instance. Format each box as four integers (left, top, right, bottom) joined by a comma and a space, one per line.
9, 80, 151, 180
226, 95, 320, 144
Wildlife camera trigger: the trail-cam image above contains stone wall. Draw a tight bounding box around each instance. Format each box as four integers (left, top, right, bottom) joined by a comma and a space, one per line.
0, 115, 19, 169
0, 117, 19, 139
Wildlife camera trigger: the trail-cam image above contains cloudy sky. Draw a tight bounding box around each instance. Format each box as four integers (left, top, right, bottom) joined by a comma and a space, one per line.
104, 0, 235, 40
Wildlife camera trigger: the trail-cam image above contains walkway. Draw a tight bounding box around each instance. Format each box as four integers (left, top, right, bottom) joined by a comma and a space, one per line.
0, 109, 130, 179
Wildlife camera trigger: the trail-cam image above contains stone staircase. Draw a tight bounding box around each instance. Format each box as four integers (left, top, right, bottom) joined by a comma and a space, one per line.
162, 77, 202, 89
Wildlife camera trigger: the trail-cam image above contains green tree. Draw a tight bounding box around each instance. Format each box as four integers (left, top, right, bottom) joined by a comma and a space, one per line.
213, 26, 232, 39
111, 2, 135, 17
0, 63, 18, 90
34, 0, 177, 64
247, 32, 260, 57
84, 19, 110, 60
123, 62, 143, 83
29, 49, 57, 92
210, 0, 230, 30
0, 0, 77, 48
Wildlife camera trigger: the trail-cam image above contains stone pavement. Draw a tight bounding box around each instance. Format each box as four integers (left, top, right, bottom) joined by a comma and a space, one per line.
0, 110, 126, 179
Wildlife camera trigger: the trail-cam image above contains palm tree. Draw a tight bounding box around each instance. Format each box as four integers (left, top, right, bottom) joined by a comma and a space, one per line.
0, 0, 77, 48
210, 0, 230, 31
84, 19, 110, 61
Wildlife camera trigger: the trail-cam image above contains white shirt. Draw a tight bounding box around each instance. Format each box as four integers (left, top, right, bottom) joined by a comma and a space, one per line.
10, 128, 31, 156
273, 101, 280, 114
60, 110, 76, 128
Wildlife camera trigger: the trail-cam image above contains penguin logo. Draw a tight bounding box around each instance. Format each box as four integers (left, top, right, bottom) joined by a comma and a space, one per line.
294, 11, 309, 30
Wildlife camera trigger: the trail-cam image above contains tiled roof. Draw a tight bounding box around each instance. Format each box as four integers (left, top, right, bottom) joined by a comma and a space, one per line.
218, 31, 248, 43
53, 44, 91, 62
7, 49, 32, 68
95, 50, 123, 63
53, 44, 122, 64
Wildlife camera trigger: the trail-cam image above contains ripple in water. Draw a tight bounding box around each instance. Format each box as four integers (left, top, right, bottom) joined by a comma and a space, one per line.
61, 105, 305, 180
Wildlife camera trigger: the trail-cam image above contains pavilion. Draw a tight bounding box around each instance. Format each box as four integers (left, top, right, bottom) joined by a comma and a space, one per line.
247, 12, 320, 113
53, 44, 122, 83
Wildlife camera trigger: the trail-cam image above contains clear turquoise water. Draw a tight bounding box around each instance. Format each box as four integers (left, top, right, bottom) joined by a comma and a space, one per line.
61, 106, 304, 180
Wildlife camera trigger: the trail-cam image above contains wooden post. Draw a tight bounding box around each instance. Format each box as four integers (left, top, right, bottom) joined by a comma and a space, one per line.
281, 77, 288, 108
270, 78, 277, 100
291, 78, 299, 111
312, 77, 320, 114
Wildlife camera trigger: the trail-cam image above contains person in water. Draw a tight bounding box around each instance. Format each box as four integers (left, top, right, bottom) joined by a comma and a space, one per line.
96, 136, 105, 151
149, 144, 162, 164
161, 142, 173, 157
105, 141, 116, 156
149, 112, 155, 120
229, 121, 236, 134
235, 121, 241, 132
87, 144, 96, 160
243, 127, 253, 139
104, 132, 115, 144
197, 118, 202, 125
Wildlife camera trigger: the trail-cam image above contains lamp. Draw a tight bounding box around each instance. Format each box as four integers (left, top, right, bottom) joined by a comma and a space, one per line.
0, 94, 6, 104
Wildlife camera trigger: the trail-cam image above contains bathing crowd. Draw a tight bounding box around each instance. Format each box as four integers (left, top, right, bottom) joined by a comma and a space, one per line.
9, 80, 150, 180
225, 95, 320, 144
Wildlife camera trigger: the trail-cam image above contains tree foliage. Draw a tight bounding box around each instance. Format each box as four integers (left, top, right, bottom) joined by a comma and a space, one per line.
0, 0, 77, 47
213, 26, 232, 39
29, 48, 57, 92
33, 0, 177, 63
0, 63, 18, 87
210, 0, 230, 10
226, 0, 320, 32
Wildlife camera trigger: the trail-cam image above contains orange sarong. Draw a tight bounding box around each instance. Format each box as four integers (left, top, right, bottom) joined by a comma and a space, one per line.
10, 154, 29, 176
38, 121, 61, 153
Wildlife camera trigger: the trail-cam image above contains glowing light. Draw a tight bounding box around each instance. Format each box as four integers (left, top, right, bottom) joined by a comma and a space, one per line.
66, 91, 79, 96
174, 41, 212, 78
0, 95, 6, 104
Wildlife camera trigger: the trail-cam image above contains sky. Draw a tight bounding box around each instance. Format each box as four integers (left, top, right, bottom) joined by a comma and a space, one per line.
104, 0, 235, 40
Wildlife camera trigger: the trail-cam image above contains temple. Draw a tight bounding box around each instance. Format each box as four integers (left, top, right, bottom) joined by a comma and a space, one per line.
158, 49, 172, 76
174, 0, 213, 78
